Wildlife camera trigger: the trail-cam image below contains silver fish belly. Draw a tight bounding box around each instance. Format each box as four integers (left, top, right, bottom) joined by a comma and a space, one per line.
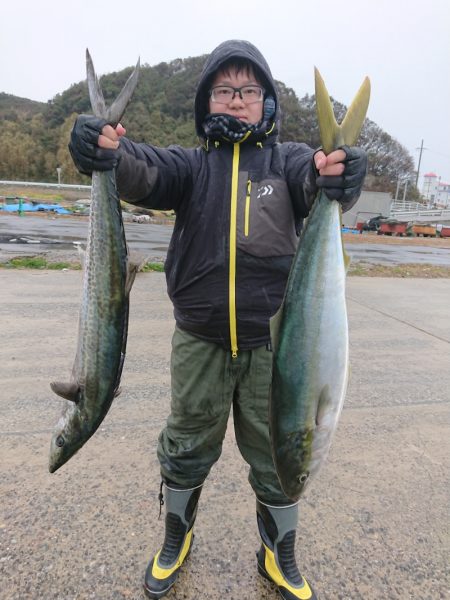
269, 68, 370, 501
270, 192, 349, 501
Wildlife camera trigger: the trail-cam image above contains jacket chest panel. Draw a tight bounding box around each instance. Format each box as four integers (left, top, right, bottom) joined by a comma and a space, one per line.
235, 171, 298, 257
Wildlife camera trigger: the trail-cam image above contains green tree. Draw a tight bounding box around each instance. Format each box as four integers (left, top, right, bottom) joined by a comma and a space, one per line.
0, 54, 418, 195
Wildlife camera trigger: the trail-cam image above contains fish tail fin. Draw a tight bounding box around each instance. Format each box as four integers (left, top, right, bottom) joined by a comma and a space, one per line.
86, 49, 140, 124
86, 49, 107, 119
107, 58, 140, 125
340, 77, 371, 146
314, 67, 370, 153
314, 67, 343, 153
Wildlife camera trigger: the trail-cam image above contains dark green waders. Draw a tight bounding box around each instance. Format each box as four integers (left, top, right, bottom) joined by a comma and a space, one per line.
148, 329, 318, 597
143, 483, 202, 599
256, 499, 317, 600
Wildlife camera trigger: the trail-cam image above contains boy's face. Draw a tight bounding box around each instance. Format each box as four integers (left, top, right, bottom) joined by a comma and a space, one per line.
208, 66, 264, 125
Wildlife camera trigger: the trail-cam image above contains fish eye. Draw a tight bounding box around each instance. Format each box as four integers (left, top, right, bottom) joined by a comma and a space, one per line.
56, 435, 65, 447
297, 472, 309, 484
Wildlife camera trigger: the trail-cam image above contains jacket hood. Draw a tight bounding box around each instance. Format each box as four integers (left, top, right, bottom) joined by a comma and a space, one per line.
194, 40, 279, 141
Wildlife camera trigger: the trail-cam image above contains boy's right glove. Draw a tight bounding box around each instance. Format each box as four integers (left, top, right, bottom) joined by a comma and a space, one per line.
68, 115, 121, 176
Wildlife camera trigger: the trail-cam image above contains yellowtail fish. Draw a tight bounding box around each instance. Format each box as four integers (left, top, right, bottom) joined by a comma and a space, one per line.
269, 68, 370, 501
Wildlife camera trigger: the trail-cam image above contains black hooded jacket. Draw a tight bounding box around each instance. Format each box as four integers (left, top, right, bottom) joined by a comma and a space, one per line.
115, 40, 320, 354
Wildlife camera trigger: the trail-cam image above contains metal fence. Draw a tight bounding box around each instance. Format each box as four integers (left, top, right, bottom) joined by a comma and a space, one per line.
0, 180, 91, 191
390, 203, 450, 223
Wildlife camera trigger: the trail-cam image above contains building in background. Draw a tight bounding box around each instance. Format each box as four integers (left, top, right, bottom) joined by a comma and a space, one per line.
422, 173, 450, 208
342, 191, 392, 229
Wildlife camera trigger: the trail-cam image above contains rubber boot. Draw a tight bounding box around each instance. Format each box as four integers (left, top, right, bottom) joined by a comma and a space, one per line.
256, 499, 318, 600
143, 483, 202, 599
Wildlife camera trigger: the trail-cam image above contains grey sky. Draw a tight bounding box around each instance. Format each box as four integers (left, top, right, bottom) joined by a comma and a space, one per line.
1, 0, 449, 187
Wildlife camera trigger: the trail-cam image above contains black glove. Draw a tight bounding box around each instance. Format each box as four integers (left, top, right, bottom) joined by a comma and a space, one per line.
316, 146, 368, 205
68, 115, 121, 176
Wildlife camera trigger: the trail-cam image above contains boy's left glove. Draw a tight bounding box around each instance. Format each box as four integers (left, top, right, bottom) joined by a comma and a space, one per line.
316, 146, 368, 207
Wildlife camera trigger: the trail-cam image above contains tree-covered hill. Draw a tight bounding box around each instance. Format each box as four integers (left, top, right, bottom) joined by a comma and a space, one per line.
0, 55, 416, 196
0, 93, 45, 119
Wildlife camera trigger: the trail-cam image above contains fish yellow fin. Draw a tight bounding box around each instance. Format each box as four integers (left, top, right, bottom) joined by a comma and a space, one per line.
341, 77, 371, 147
339, 207, 351, 272
314, 67, 370, 153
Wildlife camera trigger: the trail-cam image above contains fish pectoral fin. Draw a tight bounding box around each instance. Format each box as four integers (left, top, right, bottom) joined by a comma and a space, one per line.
125, 253, 147, 296
50, 381, 80, 403
315, 384, 333, 427
113, 386, 122, 398
269, 304, 284, 352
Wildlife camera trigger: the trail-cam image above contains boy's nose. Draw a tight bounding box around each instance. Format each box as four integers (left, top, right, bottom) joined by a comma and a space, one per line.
229, 93, 245, 107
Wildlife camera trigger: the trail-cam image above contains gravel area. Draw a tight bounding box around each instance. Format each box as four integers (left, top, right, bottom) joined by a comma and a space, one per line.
0, 271, 449, 599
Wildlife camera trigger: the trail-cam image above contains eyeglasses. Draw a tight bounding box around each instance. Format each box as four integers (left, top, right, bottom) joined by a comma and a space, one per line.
209, 85, 265, 104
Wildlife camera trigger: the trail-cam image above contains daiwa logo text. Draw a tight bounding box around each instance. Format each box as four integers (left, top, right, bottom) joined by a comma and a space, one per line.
257, 184, 274, 198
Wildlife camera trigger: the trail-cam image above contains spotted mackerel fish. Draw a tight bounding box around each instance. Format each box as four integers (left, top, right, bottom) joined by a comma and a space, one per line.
49, 51, 140, 473
269, 69, 370, 501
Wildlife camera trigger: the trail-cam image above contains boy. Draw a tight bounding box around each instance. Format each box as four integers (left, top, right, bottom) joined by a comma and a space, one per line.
69, 39, 367, 600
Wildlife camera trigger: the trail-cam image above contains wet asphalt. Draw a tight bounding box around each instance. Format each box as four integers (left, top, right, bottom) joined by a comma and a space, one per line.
1, 214, 450, 266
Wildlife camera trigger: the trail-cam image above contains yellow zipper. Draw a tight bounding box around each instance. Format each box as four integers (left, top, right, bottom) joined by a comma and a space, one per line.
229, 133, 251, 358
229, 143, 240, 358
244, 180, 252, 237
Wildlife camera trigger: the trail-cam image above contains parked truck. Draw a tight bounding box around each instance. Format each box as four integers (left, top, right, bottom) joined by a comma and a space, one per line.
407, 224, 437, 237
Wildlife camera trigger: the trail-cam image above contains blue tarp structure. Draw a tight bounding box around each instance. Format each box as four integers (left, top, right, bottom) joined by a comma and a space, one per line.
0, 202, 70, 215
341, 227, 361, 234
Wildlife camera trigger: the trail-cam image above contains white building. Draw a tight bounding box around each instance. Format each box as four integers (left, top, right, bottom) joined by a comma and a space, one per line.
422, 173, 450, 208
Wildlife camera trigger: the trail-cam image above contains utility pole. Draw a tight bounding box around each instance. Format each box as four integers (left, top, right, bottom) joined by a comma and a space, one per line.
402, 179, 408, 204
415, 139, 426, 189
394, 177, 401, 202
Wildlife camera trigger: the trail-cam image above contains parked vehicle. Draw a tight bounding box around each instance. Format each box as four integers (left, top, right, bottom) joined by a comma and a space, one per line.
377, 220, 407, 236
437, 225, 450, 238
361, 215, 385, 232
407, 224, 437, 237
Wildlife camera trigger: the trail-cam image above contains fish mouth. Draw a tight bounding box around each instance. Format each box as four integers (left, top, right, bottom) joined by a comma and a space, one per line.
49, 443, 78, 473
48, 437, 69, 473
48, 429, 82, 473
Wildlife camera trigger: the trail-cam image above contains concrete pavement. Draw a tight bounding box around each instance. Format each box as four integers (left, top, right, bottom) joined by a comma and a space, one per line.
0, 271, 449, 599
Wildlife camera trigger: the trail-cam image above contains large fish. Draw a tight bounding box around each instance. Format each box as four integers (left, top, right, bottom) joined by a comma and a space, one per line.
269, 69, 370, 501
48, 50, 140, 473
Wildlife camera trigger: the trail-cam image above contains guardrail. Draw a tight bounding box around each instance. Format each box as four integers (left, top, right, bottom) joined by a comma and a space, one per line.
390, 201, 426, 212
389, 208, 450, 223
0, 180, 91, 191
